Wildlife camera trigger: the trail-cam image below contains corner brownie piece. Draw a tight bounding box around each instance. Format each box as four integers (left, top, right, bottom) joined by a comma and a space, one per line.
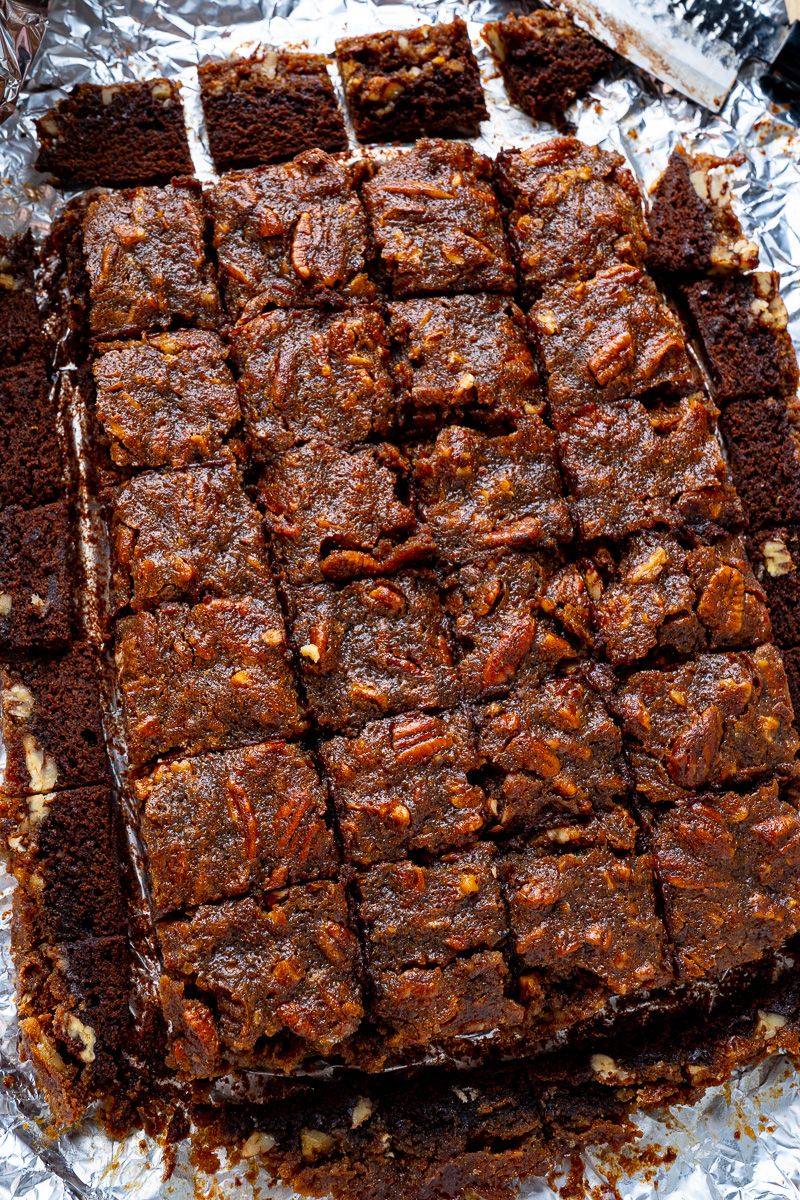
593, 532, 772, 667
484, 11, 613, 128
681, 272, 798, 403
110, 464, 272, 613
0, 233, 46, 367
335, 18, 486, 143
321, 711, 489, 866
138, 742, 337, 916
83, 180, 220, 338
362, 140, 515, 298
260, 441, 432, 585
116, 595, 305, 768
200, 51, 346, 171
720, 396, 800, 528
479, 671, 627, 834
0, 361, 64, 510
747, 527, 800, 646
158, 882, 362, 1075
531, 265, 696, 412
495, 139, 648, 297
616, 646, 799, 803
1, 643, 110, 801
35, 79, 192, 187
647, 147, 759, 277
556, 394, 741, 543
412, 422, 572, 564
651, 782, 800, 979
388, 294, 544, 430
211, 150, 375, 320
232, 306, 396, 459
288, 573, 458, 732
0, 501, 74, 654
359, 847, 521, 1045
92, 331, 239, 469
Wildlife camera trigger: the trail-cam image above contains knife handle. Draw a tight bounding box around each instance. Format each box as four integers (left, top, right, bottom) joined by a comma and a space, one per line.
787, 0, 800, 23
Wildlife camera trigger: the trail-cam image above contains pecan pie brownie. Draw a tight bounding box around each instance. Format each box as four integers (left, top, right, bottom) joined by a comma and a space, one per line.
0, 501, 75, 654
0, 233, 48, 367
747, 526, 800, 646
719, 396, 800, 528
0, 361, 65, 510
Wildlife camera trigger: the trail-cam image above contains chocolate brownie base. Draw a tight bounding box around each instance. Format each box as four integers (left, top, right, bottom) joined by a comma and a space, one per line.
0, 360, 64, 510
0, 501, 74, 654
747, 526, 800, 646
0, 233, 47, 368
720, 396, 800, 528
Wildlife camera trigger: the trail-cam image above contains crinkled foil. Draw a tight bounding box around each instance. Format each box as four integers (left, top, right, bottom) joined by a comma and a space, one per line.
1, 0, 800, 1196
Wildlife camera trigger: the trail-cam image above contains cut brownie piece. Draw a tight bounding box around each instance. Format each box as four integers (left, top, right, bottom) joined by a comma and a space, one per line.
478, 671, 628, 835
10, 785, 126, 948
362, 140, 515, 298
0, 501, 74, 654
616, 646, 799, 803
651, 782, 800, 979
646, 147, 759, 277
92, 331, 239, 469
211, 150, 375, 319
232, 305, 396, 459
288, 573, 458, 733
388, 294, 544, 430
35, 79, 192, 187
200, 51, 346, 171
158, 882, 362, 1075
0, 360, 64, 510
320, 711, 489, 866
116, 595, 306, 769
443, 552, 591, 699
555, 394, 741, 543
83, 180, 220, 338
335, 18, 487, 143
782, 647, 800, 721
260, 440, 432, 585
747, 526, 800, 647
681, 272, 798, 403
483, 10, 614, 128
0, 642, 110, 801
359, 847, 521, 1044
110, 464, 272, 613
531, 264, 696, 412
137, 742, 337, 916
592, 532, 772, 667
720, 396, 800, 528
495, 139, 648, 297
411, 422, 572, 564
0, 233, 46, 368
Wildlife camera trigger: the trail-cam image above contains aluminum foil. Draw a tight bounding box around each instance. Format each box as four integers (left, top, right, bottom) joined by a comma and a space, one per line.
2, 0, 800, 1196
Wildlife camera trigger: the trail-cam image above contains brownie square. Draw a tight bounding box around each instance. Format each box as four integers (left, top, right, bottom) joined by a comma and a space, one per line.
10, 784, 127, 948
592, 532, 772, 667
320, 710, 489, 866
137, 741, 338, 916
483, 10, 613, 128
211, 151, 376, 320
651, 782, 800, 979
110, 464, 272, 613
646, 147, 759, 277
495, 139, 648, 297
388, 294, 544, 430
35, 79, 193, 187
362, 140, 515, 298
0, 360, 65, 510
478, 671, 627, 834
83, 180, 220, 338
288, 573, 458, 732
200, 51, 347, 172
158, 882, 363, 1075
232, 305, 396, 459
116, 595, 306, 769
681, 272, 798, 403
531, 265, 696, 412
616, 646, 799, 803
335, 18, 487, 143
0, 501, 74, 654
412, 422, 572, 564
260, 441, 431, 585
747, 526, 800, 646
0, 233, 46, 368
720, 396, 800, 529
0, 642, 110, 800
782, 646, 800, 720
555, 394, 741, 543
92, 331, 239, 469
